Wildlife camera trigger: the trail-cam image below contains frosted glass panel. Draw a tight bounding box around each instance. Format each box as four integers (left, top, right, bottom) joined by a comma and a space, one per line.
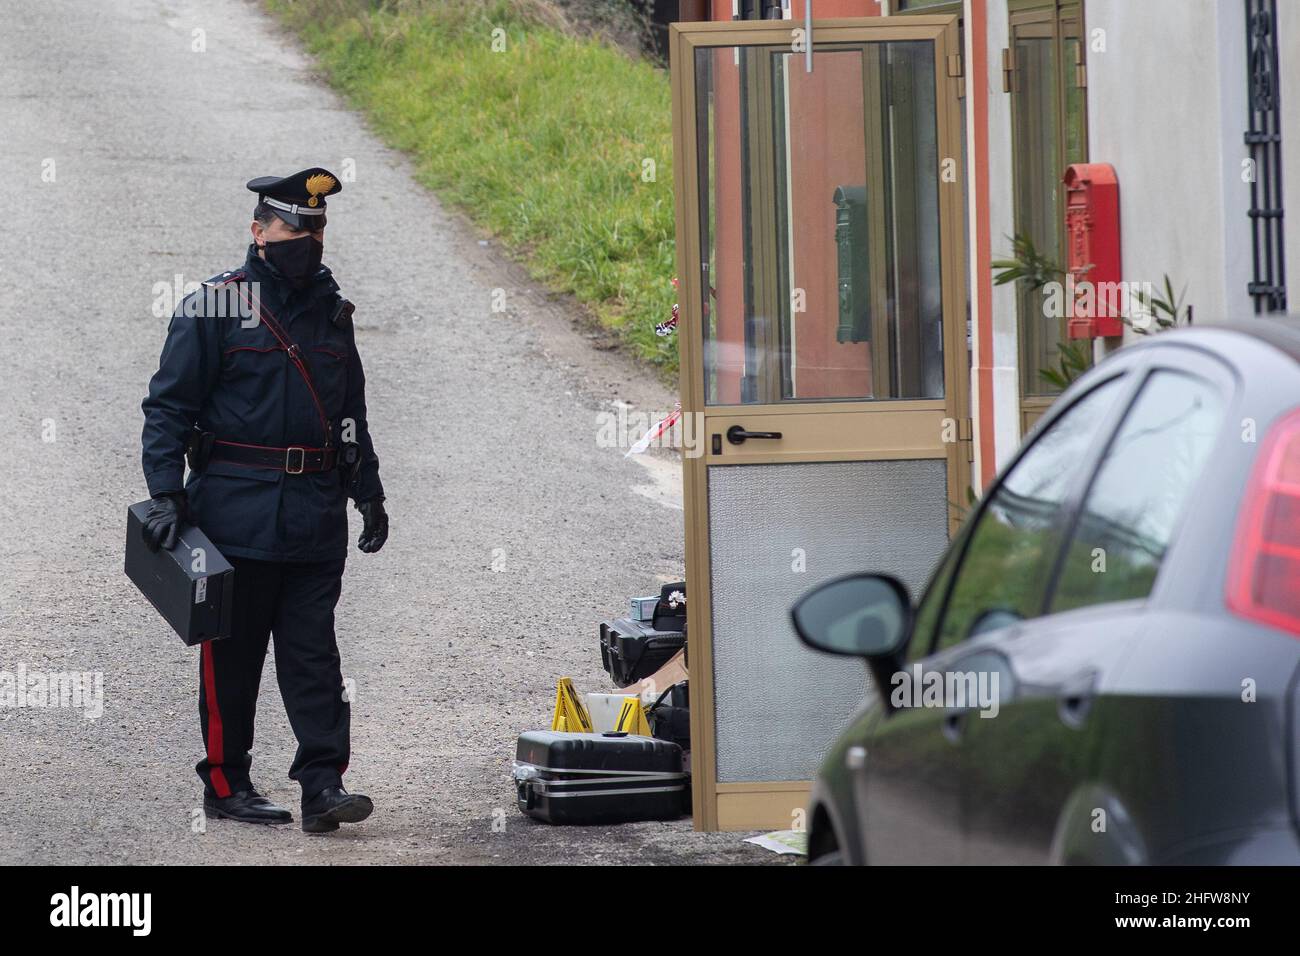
708, 459, 948, 783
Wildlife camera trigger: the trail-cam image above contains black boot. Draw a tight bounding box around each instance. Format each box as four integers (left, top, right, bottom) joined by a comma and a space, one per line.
203, 789, 293, 825
301, 785, 373, 833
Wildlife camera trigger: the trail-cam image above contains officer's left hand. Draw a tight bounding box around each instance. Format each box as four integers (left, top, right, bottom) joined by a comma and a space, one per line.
357, 497, 388, 554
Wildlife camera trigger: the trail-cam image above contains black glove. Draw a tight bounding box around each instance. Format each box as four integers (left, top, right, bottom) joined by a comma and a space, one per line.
142, 492, 187, 553
357, 497, 388, 554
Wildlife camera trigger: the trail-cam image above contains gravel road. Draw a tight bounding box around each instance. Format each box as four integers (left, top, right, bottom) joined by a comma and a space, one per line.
0, 0, 781, 865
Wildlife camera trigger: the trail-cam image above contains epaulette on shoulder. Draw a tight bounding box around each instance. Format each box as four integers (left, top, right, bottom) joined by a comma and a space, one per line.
201, 269, 246, 288
330, 297, 355, 330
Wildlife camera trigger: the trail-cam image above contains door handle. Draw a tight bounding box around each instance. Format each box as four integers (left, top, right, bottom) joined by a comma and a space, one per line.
1057, 670, 1098, 729
1058, 692, 1094, 728
942, 711, 965, 744
726, 425, 783, 445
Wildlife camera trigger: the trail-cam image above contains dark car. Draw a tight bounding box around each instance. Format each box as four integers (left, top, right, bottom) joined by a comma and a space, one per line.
793, 321, 1300, 865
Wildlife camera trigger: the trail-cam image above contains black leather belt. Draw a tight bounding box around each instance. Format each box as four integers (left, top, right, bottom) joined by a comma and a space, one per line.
210, 440, 337, 475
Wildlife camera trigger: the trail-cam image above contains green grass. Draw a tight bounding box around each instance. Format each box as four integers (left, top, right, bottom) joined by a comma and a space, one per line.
266, 0, 679, 375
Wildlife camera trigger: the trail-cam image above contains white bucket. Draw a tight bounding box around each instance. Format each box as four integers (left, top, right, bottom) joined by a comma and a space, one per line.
584, 693, 640, 733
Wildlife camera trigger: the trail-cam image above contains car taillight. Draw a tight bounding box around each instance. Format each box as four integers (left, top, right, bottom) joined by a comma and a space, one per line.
1227, 409, 1300, 636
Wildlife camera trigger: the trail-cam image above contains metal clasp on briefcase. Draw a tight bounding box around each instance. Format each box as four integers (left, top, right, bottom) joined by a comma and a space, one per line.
285, 446, 307, 474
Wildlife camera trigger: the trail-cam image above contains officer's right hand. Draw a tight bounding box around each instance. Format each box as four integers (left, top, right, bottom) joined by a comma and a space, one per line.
142, 492, 187, 552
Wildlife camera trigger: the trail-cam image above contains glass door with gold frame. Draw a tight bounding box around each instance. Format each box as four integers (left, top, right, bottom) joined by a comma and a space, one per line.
670, 15, 968, 831
1009, 1, 1089, 434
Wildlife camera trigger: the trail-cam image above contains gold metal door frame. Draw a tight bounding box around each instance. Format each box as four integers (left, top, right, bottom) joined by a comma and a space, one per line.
1009, 1, 1091, 432
670, 15, 968, 831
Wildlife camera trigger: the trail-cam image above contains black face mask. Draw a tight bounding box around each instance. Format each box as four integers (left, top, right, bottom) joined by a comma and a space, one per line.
262, 234, 323, 288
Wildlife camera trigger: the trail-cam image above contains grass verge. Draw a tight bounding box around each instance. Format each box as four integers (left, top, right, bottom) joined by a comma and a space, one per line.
265, 0, 679, 375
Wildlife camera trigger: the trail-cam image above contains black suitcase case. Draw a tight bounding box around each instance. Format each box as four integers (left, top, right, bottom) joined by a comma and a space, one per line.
648, 682, 690, 751
513, 731, 688, 825
598, 618, 685, 688
125, 500, 234, 645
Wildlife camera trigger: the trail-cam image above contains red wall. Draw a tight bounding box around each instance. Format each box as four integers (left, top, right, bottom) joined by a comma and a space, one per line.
785, 51, 873, 398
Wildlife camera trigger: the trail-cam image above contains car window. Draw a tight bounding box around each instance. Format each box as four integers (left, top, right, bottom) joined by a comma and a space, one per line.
1049, 370, 1226, 613
928, 376, 1126, 654
908, 535, 961, 662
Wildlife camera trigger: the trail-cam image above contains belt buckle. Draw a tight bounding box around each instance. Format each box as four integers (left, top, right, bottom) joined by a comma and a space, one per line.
285, 446, 306, 474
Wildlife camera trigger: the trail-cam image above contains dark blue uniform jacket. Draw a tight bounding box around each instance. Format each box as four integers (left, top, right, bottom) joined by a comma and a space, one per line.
141, 245, 384, 562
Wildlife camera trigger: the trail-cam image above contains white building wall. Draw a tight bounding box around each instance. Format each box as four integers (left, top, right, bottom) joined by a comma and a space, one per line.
1085, 0, 1253, 331
1215, 0, 1257, 324
973, 0, 1298, 476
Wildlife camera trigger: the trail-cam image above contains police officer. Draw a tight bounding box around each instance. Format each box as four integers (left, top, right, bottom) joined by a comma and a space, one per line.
140, 168, 388, 833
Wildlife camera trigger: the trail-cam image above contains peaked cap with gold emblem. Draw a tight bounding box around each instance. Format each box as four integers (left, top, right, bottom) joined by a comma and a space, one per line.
246, 167, 341, 230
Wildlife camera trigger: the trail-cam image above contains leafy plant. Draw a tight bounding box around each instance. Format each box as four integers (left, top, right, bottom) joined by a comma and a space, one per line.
992, 234, 1088, 389
1038, 339, 1092, 391
990, 233, 1066, 292
992, 235, 1195, 395
1124, 274, 1192, 335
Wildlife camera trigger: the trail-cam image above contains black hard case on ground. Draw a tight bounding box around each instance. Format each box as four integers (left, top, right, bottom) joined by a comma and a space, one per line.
599, 619, 686, 687
651, 581, 686, 632
514, 731, 688, 825
125, 501, 234, 645
648, 682, 690, 751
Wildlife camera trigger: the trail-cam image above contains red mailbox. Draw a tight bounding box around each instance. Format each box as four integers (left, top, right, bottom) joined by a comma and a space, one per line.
1063, 163, 1123, 338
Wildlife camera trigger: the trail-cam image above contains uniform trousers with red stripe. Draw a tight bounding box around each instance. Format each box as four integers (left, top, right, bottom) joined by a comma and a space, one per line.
197, 556, 350, 802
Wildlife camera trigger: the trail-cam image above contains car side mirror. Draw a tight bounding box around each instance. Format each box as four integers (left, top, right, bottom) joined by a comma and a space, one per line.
790, 573, 912, 660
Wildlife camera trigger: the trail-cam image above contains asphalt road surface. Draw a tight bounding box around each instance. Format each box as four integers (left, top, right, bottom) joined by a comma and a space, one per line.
0, 0, 779, 864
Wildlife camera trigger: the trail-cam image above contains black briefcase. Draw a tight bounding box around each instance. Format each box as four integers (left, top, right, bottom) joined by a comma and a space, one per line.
513, 731, 688, 825
125, 500, 234, 646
